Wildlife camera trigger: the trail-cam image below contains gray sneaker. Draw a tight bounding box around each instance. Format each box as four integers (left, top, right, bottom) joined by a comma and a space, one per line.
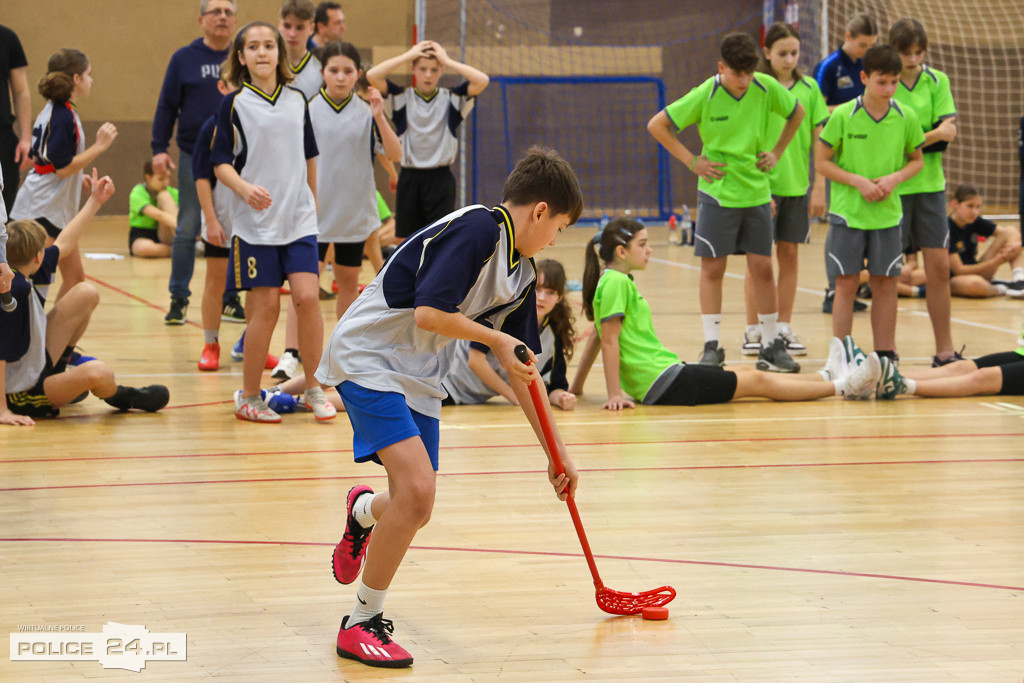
778, 326, 806, 356
698, 340, 725, 367
756, 337, 800, 373
741, 328, 762, 356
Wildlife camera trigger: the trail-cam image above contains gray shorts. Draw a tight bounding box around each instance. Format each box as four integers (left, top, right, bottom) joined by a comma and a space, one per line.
773, 194, 811, 243
825, 216, 903, 277
900, 191, 949, 251
694, 192, 773, 257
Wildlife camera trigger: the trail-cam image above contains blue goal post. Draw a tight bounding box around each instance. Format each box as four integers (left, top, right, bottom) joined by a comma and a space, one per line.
469, 75, 673, 224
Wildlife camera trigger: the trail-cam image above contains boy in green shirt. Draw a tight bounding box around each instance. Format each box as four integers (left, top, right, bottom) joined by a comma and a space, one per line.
128, 160, 178, 258
648, 32, 804, 371
816, 45, 924, 364
890, 18, 960, 366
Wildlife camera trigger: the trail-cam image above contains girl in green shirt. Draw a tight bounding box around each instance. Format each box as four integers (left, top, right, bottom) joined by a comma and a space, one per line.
570, 218, 880, 409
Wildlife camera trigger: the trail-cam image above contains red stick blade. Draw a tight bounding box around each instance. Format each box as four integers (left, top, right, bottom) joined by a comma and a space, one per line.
595, 585, 676, 616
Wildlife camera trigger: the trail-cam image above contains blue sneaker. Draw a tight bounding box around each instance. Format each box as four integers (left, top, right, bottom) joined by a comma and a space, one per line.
262, 388, 298, 414
231, 331, 246, 361
68, 350, 96, 366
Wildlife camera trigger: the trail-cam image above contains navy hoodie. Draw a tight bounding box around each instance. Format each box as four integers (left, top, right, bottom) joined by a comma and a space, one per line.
151, 38, 230, 156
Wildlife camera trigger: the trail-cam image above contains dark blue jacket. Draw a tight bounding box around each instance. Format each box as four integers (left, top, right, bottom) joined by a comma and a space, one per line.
151, 38, 229, 156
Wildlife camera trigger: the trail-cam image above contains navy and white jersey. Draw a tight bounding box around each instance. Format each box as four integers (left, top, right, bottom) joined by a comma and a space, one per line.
385, 80, 473, 168
211, 83, 319, 245
288, 52, 323, 100
10, 101, 85, 228
192, 115, 234, 242
316, 204, 541, 419
1, 246, 58, 393
441, 317, 565, 405
309, 89, 384, 242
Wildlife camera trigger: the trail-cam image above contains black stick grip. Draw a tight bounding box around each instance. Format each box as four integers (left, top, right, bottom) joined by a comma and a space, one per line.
514, 344, 530, 365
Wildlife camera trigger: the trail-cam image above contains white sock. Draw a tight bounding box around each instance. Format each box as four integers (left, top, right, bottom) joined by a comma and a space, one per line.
904, 378, 917, 395
353, 491, 380, 529
702, 314, 722, 343
758, 313, 779, 343
347, 582, 387, 627
1013, 267, 1024, 282
203, 329, 218, 344
832, 377, 846, 396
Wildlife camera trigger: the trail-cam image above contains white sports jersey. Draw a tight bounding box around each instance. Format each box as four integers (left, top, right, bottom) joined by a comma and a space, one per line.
309, 89, 384, 243
210, 83, 319, 245
192, 116, 234, 243
386, 80, 474, 168
441, 321, 557, 405
10, 101, 85, 228
316, 204, 541, 419
288, 52, 323, 100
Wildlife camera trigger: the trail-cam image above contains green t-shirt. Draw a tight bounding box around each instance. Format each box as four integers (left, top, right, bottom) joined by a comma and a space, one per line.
128, 183, 179, 230
768, 75, 829, 197
593, 269, 679, 401
665, 73, 798, 207
376, 191, 392, 222
819, 97, 925, 230
893, 65, 956, 195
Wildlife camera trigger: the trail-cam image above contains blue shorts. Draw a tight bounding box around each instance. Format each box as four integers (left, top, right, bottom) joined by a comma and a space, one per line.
337, 381, 440, 471
228, 234, 319, 290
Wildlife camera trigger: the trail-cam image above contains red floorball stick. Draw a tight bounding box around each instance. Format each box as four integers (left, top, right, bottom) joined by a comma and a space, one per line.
514, 345, 676, 615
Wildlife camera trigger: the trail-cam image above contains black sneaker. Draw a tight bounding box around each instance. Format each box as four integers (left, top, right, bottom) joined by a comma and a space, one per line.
698, 340, 725, 367
756, 336, 800, 373
932, 348, 965, 368
856, 283, 873, 299
221, 297, 245, 323
164, 298, 188, 325
822, 288, 868, 314
105, 385, 170, 412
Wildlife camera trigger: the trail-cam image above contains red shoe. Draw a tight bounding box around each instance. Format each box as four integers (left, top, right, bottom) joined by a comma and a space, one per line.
332, 280, 339, 293
336, 614, 412, 668
198, 343, 220, 371
333, 485, 373, 584
358, 283, 366, 294
264, 353, 279, 370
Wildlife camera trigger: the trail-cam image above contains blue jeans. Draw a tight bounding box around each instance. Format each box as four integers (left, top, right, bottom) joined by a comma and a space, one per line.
168, 150, 201, 301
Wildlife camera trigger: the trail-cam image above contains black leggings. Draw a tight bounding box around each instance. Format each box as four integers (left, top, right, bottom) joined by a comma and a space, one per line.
973, 352, 1024, 395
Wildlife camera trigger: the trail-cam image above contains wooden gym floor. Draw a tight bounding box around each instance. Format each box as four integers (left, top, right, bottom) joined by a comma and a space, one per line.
1, 217, 1022, 681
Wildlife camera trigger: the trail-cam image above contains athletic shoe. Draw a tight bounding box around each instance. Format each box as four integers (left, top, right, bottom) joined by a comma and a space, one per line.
304, 386, 337, 420
741, 328, 761, 356
697, 340, 725, 367
856, 283, 873, 299
842, 335, 867, 368
264, 388, 298, 414
756, 336, 801, 373
819, 337, 847, 381
778, 326, 806, 356
822, 288, 868, 314
264, 352, 279, 370
876, 355, 908, 400
842, 352, 881, 400
105, 385, 170, 412
67, 350, 96, 366
271, 350, 300, 380
994, 283, 1009, 296
332, 280, 339, 293
932, 348, 965, 368
333, 485, 374, 584
231, 332, 246, 361
198, 342, 220, 371
164, 298, 188, 325
319, 286, 336, 300
1004, 281, 1024, 298
336, 614, 412, 668
233, 390, 281, 423
221, 298, 245, 323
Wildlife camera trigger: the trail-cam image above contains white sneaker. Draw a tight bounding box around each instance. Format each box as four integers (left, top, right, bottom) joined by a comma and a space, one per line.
304, 386, 337, 421
271, 350, 300, 380
234, 390, 281, 423
842, 352, 882, 400
778, 325, 807, 356
819, 337, 847, 381
741, 328, 762, 355
1004, 280, 1024, 298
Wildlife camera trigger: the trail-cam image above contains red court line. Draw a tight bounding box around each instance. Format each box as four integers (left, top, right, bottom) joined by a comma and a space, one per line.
86, 274, 202, 329
5, 431, 1024, 465
1, 536, 1020, 593
2, 457, 1022, 492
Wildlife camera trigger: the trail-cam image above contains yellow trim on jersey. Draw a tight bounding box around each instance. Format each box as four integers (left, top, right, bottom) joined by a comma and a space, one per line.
289, 52, 312, 74
413, 87, 439, 103
492, 205, 519, 271
243, 82, 283, 104
319, 88, 353, 112
232, 236, 243, 289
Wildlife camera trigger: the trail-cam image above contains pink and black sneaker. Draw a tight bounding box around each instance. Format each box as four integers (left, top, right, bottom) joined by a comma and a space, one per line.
336, 614, 412, 668
332, 485, 373, 584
